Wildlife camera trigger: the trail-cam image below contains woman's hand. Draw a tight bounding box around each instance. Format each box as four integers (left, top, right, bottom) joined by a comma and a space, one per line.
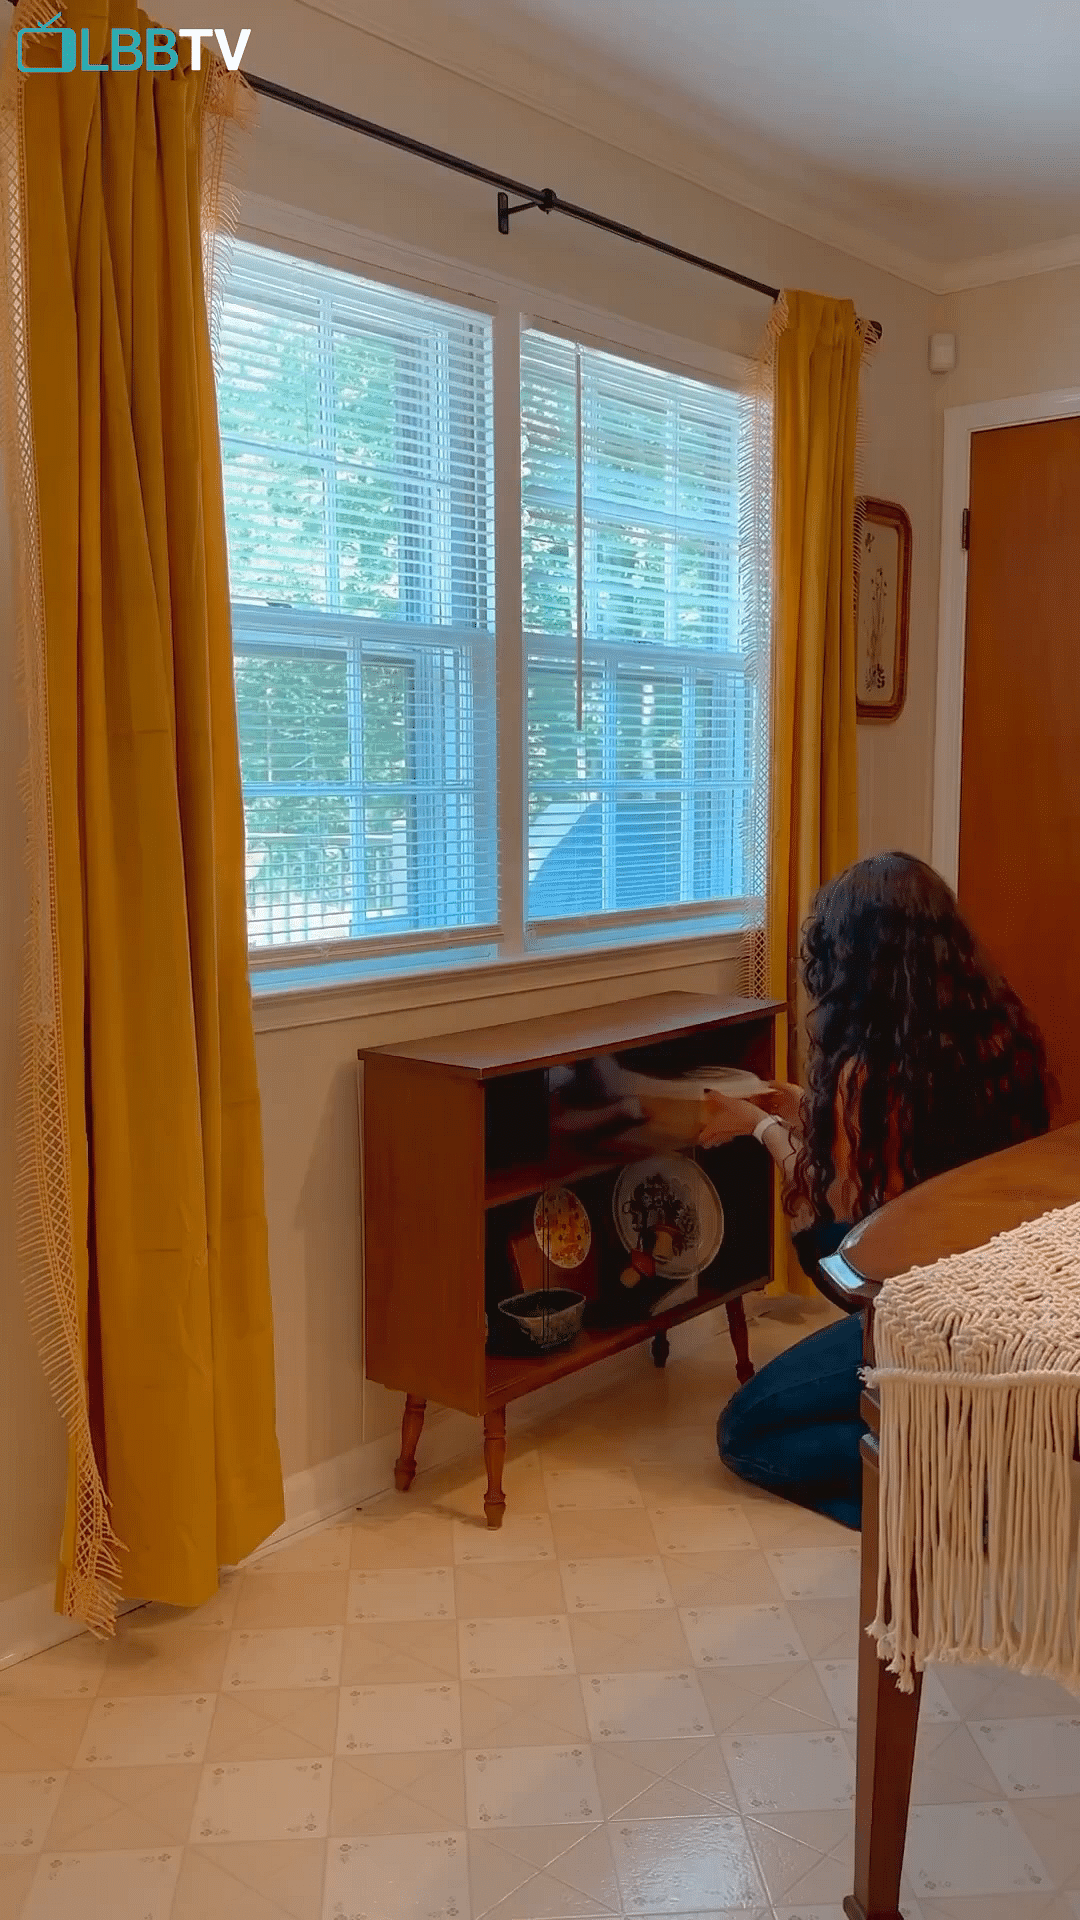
698, 1093, 769, 1147
757, 1081, 804, 1127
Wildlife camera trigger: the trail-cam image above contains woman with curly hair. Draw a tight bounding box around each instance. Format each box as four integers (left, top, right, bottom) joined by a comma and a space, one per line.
701, 851, 1054, 1529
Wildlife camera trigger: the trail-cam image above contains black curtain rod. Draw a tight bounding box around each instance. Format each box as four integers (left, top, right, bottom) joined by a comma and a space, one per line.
250, 73, 784, 303
249, 75, 882, 341
6, 9, 882, 339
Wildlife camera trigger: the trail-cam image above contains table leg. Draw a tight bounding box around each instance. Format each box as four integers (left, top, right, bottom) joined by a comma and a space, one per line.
651, 1329, 671, 1369
725, 1295, 755, 1383
394, 1395, 427, 1493
844, 1424, 922, 1920
484, 1406, 507, 1529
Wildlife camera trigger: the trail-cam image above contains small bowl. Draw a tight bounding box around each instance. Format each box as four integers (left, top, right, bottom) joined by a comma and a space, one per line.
499, 1288, 586, 1351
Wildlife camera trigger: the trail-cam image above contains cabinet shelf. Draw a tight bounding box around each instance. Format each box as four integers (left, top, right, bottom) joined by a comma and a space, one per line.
484, 1274, 768, 1409
484, 1125, 691, 1209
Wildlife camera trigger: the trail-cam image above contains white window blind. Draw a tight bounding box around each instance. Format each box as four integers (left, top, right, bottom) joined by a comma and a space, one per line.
217, 242, 496, 958
521, 330, 760, 937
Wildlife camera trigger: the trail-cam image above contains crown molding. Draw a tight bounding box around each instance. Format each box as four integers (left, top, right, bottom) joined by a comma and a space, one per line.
937, 230, 1080, 296
291, 0, 942, 291
288, 0, 1080, 300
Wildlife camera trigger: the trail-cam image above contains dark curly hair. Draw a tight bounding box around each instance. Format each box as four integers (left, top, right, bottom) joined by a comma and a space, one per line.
787, 852, 1054, 1225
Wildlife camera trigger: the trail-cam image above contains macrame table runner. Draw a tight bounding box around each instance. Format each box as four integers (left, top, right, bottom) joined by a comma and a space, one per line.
866, 1199, 1080, 1693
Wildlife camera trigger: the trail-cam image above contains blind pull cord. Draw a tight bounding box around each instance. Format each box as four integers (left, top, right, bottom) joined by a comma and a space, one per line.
575, 345, 585, 733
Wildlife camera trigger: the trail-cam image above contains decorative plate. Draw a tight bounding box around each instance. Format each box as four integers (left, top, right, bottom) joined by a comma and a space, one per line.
612, 1156, 724, 1279
610, 1063, 770, 1104
534, 1186, 592, 1270
679, 1066, 771, 1099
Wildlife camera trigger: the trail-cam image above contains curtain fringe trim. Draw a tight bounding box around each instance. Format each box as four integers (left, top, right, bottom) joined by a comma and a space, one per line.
0, 0, 124, 1638
0, 8, 257, 1638
736, 295, 784, 1006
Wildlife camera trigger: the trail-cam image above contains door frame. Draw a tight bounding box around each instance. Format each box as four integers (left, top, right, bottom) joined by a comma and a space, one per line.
932, 386, 1080, 887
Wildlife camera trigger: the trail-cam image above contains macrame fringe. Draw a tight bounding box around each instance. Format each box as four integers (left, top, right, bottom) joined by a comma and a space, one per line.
866, 1201, 1080, 1695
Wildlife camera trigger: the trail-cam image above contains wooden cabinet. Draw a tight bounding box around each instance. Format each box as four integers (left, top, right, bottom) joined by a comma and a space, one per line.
359, 990, 782, 1526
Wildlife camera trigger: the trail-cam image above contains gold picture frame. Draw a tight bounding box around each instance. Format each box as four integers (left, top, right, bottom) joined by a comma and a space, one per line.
856, 498, 911, 723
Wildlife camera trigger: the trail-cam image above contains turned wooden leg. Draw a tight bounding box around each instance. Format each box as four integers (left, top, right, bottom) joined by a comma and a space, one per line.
651, 1329, 671, 1369
394, 1395, 427, 1493
844, 1419, 922, 1920
725, 1295, 754, 1384
483, 1406, 507, 1529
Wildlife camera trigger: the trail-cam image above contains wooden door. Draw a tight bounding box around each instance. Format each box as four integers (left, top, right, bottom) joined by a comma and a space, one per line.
959, 418, 1080, 1124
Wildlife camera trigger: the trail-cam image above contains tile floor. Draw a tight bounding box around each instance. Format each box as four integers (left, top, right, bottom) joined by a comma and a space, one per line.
3, 1300, 1080, 1919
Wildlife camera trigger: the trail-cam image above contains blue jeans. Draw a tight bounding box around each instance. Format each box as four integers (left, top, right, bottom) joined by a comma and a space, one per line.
717, 1312, 866, 1530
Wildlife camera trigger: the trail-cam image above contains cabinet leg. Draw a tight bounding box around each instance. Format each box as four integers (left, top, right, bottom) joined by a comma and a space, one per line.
725, 1296, 755, 1383
394, 1395, 427, 1493
651, 1329, 671, 1369
484, 1406, 507, 1529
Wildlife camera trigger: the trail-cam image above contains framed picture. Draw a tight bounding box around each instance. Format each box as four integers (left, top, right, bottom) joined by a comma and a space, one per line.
856, 498, 911, 722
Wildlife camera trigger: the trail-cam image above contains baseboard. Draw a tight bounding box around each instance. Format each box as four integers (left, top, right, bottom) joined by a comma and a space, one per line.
0, 1585, 142, 1674
2, 1293, 761, 1664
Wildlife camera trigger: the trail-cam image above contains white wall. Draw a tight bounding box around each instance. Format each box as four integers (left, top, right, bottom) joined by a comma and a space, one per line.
2, 0, 941, 1628
936, 268, 1080, 410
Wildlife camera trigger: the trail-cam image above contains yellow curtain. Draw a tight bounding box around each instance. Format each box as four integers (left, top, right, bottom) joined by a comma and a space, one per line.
1, 0, 283, 1628
752, 291, 869, 1290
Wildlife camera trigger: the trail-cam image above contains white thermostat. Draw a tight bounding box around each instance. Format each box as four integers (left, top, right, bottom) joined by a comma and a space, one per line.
929, 332, 957, 374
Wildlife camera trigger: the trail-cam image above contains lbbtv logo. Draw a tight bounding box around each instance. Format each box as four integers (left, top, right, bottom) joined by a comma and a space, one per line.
18, 13, 251, 73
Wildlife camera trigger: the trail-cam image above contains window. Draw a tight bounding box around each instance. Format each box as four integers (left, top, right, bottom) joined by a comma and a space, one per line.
521, 331, 758, 939
217, 242, 765, 983
218, 243, 496, 957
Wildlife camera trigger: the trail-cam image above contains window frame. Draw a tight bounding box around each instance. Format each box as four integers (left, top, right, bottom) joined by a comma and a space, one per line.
225, 204, 761, 1027
520, 327, 757, 940
221, 247, 499, 962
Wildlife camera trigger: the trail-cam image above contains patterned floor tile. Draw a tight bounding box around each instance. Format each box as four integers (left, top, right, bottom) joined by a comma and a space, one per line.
582, 1671, 712, 1743
608, 1813, 767, 1913
460, 1617, 575, 1682
205, 1688, 339, 1764
348, 1566, 456, 1624
7, 1302, 1080, 1920
569, 1609, 693, 1676
22, 1848, 181, 1920
455, 1562, 567, 1621
322, 1831, 469, 1919
561, 1559, 673, 1615
0, 1773, 66, 1856
76, 1694, 214, 1770
191, 1758, 331, 1844
336, 1680, 461, 1756
42, 1763, 200, 1852
464, 1745, 601, 1830
223, 1628, 343, 1693
905, 1801, 1053, 1898
0, 1639, 108, 1702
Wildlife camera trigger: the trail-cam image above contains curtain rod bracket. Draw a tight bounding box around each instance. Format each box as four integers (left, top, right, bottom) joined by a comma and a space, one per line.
497, 187, 557, 235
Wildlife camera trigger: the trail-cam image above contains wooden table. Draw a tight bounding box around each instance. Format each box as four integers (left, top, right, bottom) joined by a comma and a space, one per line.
823, 1122, 1080, 1920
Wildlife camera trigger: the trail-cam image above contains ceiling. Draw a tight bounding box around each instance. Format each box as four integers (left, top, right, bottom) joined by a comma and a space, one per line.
322, 0, 1080, 290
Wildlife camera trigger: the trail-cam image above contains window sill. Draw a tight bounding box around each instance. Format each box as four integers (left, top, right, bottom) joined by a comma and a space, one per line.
249, 922, 750, 1035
